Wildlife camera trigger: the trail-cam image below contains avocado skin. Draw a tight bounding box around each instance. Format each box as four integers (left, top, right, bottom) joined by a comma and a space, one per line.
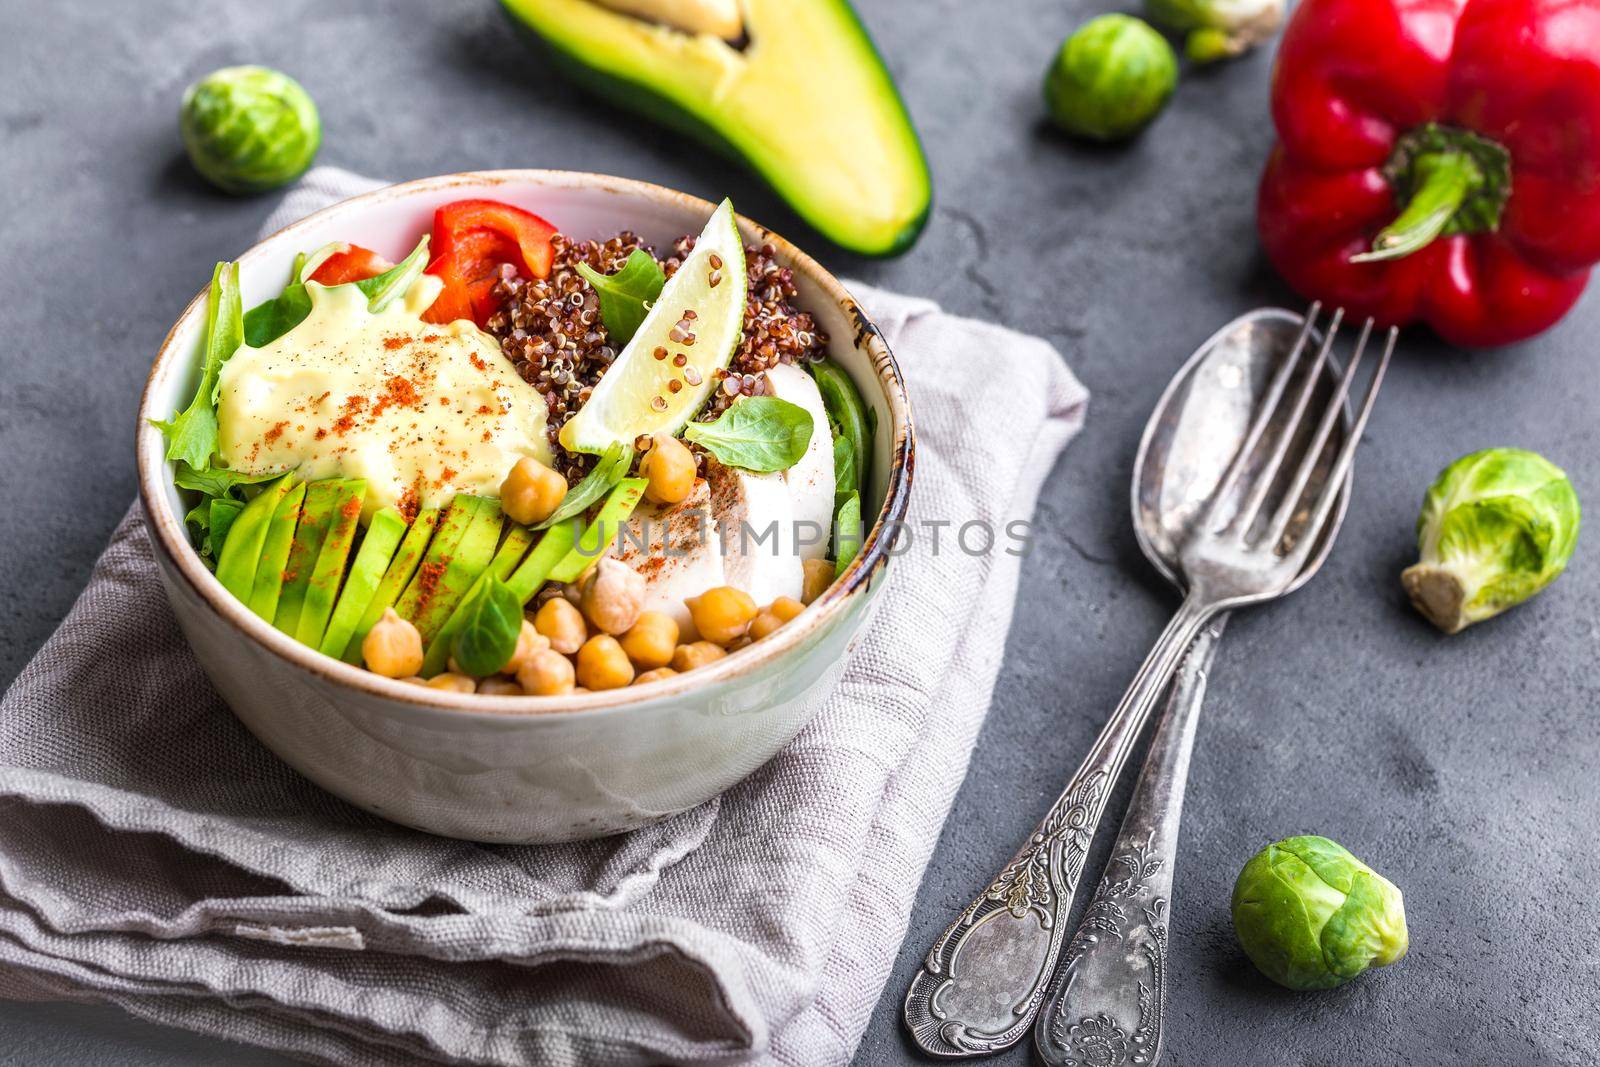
500, 0, 932, 258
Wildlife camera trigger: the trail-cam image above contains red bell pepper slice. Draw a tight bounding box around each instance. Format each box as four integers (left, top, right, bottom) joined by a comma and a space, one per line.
421, 200, 557, 326
1257, 0, 1600, 347
307, 245, 393, 286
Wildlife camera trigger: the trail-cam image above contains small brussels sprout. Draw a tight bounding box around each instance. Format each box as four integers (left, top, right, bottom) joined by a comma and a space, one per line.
180, 66, 320, 194
1401, 448, 1580, 634
1232, 836, 1408, 991
1145, 0, 1283, 63
1043, 15, 1178, 142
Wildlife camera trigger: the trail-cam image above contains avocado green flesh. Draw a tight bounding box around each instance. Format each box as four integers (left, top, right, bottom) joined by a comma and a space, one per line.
411, 499, 507, 645
319, 506, 408, 659
342, 506, 441, 664
215, 473, 298, 603
549, 478, 647, 583
419, 523, 540, 677
395, 496, 484, 622
247, 482, 307, 621
271, 481, 344, 637
508, 521, 582, 603
294, 480, 369, 647
500, 0, 931, 256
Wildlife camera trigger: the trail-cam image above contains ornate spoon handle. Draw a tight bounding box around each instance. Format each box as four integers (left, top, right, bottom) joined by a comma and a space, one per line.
903, 599, 1212, 1057
1033, 616, 1223, 1066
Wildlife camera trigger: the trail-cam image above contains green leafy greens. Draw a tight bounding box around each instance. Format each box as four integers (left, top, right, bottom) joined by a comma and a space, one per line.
242, 236, 431, 347
683, 396, 813, 472
154, 261, 243, 472
576, 250, 666, 344
537, 442, 633, 529
834, 491, 863, 572
449, 575, 524, 677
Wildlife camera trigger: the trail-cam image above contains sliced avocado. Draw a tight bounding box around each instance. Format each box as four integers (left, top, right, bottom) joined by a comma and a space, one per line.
247, 482, 307, 621
419, 522, 540, 677
294, 480, 369, 648
272, 481, 344, 637
342, 506, 441, 664
411, 498, 507, 644
549, 477, 647, 584
215, 473, 298, 603
507, 519, 583, 603
395, 495, 485, 622
319, 506, 407, 660
501, 0, 932, 256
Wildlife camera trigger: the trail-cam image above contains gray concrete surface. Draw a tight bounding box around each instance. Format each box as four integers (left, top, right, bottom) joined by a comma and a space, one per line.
2, 0, 1597, 1064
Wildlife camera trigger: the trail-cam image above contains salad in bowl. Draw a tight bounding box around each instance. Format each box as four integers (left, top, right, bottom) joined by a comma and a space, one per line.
137, 172, 911, 841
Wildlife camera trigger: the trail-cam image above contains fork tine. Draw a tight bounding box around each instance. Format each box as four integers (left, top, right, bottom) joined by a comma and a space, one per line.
1288, 325, 1396, 562
1200, 303, 1325, 531
1263, 316, 1374, 549
1227, 306, 1345, 537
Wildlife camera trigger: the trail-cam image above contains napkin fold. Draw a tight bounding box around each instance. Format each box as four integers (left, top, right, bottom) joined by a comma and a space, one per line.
0, 168, 1088, 1066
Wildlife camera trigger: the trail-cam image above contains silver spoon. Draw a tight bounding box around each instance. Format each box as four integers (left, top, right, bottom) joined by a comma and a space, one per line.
903, 305, 1393, 1057
1032, 307, 1357, 1065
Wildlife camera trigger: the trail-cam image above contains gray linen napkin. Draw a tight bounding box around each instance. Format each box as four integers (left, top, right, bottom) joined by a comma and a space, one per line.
0, 167, 1088, 1066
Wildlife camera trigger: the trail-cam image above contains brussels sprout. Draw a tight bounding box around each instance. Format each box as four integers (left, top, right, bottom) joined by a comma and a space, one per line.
1043, 15, 1178, 142
1145, 0, 1283, 63
1231, 836, 1408, 991
1401, 448, 1580, 634
180, 66, 320, 194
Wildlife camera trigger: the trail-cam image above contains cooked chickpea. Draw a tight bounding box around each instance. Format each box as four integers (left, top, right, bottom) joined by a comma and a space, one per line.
749, 596, 806, 640
633, 667, 678, 686
769, 596, 805, 622
685, 586, 758, 645
477, 677, 524, 696
399, 676, 428, 687
502, 620, 550, 675
726, 634, 752, 652
641, 432, 695, 505
576, 634, 635, 690
516, 648, 576, 696
670, 641, 727, 672
619, 611, 679, 669
426, 673, 476, 694
580, 557, 647, 635
802, 558, 835, 604
500, 456, 568, 526
362, 608, 423, 678
534, 597, 587, 654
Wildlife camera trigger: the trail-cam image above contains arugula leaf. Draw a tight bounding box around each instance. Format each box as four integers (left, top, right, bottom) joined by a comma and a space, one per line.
243, 236, 431, 347
449, 575, 524, 677
153, 261, 242, 471
576, 250, 665, 344
537, 443, 633, 529
833, 490, 863, 571
684, 396, 813, 472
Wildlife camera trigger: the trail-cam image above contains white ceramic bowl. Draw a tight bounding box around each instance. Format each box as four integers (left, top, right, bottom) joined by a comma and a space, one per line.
136, 171, 913, 843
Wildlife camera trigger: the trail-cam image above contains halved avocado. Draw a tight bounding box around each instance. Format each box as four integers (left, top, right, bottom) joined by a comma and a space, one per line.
500, 0, 932, 256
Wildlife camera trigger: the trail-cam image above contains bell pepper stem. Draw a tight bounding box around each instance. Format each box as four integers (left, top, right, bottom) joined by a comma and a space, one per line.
1351, 151, 1478, 264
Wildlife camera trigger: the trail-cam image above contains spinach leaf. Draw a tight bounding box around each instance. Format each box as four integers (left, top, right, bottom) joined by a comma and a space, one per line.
154, 260, 242, 471
450, 575, 524, 677
832, 435, 856, 504
833, 490, 863, 571
537, 442, 633, 529
684, 396, 813, 472
576, 250, 665, 344
243, 236, 431, 347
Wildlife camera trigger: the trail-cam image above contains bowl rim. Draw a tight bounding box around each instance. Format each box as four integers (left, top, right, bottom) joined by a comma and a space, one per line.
135, 168, 915, 719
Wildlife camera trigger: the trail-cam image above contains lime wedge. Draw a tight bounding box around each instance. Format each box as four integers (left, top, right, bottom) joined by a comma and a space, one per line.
560, 198, 747, 454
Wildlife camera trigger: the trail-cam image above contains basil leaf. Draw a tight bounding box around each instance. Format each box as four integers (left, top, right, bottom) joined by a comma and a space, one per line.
243, 236, 430, 347
450, 576, 524, 677
536, 443, 633, 529
576, 250, 665, 344
833, 490, 863, 571
153, 260, 242, 471
683, 397, 813, 472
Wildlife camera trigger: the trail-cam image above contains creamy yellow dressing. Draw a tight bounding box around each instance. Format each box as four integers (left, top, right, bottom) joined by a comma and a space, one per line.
217, 275, 552, 518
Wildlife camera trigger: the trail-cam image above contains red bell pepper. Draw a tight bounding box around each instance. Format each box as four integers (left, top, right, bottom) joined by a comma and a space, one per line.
1257, 0, 1600, 347
306, 244, 392, 286
422, 199, 557, 326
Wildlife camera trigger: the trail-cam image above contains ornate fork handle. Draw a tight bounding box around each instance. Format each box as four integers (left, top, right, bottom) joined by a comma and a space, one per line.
903, 598, 1212, 1057
1034, 615, 1224, 1067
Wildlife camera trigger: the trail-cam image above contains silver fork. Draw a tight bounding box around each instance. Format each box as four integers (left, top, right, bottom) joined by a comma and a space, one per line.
903, 310, 1395, 1058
